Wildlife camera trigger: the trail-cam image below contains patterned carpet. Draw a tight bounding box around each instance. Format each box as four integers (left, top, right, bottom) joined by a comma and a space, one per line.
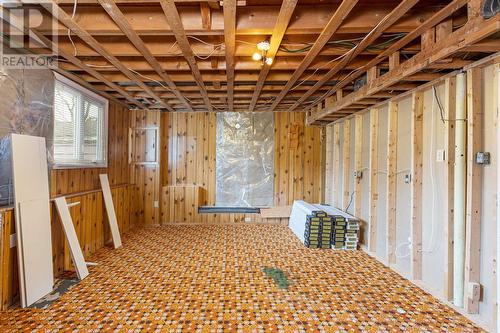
0, 225, 480, 332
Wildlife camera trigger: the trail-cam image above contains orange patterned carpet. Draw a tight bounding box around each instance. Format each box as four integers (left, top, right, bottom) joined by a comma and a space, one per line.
0, 225, 480, 332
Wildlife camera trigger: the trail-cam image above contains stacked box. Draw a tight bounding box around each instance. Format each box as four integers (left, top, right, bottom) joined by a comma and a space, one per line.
332, 216, 347, 249
344, 220, 360, 250
304, 214, 321, 248
303, 211, 334, 249
320, 216, 333, 249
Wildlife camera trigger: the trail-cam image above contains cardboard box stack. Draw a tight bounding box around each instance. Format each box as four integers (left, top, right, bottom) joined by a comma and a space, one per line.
316, 205, 360, 250
332, 216, 347, 249
304, 211, 334, 249
344, 220, 360, 250
289, 201, 360, 250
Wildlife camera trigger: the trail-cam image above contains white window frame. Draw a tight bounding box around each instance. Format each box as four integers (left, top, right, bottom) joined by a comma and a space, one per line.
52, 72, 109, 169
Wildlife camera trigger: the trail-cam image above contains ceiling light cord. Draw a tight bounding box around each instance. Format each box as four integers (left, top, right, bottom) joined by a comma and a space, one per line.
68, 0, 78, 57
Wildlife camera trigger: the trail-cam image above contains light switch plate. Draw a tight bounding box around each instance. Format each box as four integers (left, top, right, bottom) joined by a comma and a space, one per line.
153, 200, 159, 208
436, 149, 445, 162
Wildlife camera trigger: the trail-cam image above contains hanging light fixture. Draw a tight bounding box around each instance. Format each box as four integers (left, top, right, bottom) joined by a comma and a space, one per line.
252, 38, 273, 66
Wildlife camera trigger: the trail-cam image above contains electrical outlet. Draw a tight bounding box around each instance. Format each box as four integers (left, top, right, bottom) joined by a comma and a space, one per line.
476, 152, 490, 165
244, 217, 252, 223
154, 200, 159, 208
404, 173, 412, 184
353, 170, 363, 179
468, 282, 481, 302
436, 149, 445, 162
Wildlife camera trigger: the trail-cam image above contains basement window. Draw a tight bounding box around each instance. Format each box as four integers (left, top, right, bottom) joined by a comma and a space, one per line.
52, 74, 108, 168
215, 112, 274, 207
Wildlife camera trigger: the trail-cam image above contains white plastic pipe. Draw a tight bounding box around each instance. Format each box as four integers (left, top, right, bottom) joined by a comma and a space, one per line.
453, 72, 467, 307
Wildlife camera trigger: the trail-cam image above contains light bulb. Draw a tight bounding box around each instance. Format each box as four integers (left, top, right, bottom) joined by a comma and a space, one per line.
257, 40, 270, 51
265, 57, 273, 65
252, 52, 262, 61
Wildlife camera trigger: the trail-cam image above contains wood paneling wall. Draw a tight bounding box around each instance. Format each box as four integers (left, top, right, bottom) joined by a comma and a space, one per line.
129, 110, 161, 225
50, 102, 132, 196
160, 112, 323, 224
0, 101, 138, 309
0, 208, 17, 310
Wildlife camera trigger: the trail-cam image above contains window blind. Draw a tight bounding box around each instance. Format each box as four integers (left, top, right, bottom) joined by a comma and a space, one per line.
53, 76, 108, 167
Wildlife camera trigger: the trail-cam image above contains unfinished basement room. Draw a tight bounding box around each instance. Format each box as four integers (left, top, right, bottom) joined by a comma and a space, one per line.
0, 0, 499, 331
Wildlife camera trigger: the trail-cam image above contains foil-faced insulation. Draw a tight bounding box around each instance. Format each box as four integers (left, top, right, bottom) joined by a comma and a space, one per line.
215, 112, 274, 207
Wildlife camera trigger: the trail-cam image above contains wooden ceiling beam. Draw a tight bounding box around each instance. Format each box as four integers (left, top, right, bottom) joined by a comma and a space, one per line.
200, 3, 212, 30
95, 84, 339, 93
160, 0, 213, 111
47, 37, 421, 58
268, 0, 359, 111
223, 0, 236, 111
53, 68, 128, 107
248, 0, 298, 111
310, 15, 500, 122
58, 56, 382, 72
39, 5, 445, 36
0, 9, 144, 109
72, 69, 367, 82
42, 1, 174, 110
306, 0, 469, 112
98, 0, 194, 111
286, 0, 420, 112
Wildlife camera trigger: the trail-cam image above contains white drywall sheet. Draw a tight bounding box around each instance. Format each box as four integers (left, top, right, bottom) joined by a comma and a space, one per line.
54, 197, 89, 280
421, 84, 447, 298
477, 64, 498, 331
99, 174, 122, 248
10, 134, 53, 307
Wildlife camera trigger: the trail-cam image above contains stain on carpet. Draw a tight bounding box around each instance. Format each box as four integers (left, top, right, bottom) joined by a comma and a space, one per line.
263, 267, 291, 289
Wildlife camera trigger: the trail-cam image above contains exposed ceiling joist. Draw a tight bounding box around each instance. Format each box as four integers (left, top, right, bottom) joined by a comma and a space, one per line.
98, 0, 194, 111
267, 0, 359, 112
286, 0, 420, 112
43, 0, 174, 110
248, 0, 298, 111
223, 0, 236, 111
307, 0, 470, 111
200, 3, 212, 30
160, 0, 213, 111
310, 15, 500, 123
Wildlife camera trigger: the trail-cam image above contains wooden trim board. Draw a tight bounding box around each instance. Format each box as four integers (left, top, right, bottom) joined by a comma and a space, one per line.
99, 174, 122, 249
260, 206, 292, 219
54, 198, 89, 280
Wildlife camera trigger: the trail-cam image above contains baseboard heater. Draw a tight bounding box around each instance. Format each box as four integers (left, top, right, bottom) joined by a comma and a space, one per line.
198, 206, 261, 214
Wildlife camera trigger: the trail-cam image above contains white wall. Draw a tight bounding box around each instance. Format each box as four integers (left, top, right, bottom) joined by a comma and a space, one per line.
395, 98, 412, 278
376, 106, 388, 261
477, 64, 498, 331
322, 63, 499, 332
421, 84, 447, 297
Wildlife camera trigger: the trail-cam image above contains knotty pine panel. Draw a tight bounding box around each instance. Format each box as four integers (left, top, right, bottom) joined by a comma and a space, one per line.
160, 112, 323, 224
50, 102, 132, 197
129, 110, 161, 226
